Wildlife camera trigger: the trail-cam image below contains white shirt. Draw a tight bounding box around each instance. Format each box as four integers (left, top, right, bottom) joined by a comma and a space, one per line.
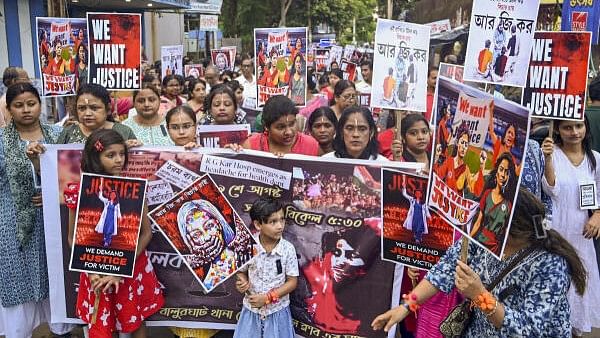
322, 151, 390, 162
355, 81, 372, 94
241, 236, 298, 316
235, 74, 257, 109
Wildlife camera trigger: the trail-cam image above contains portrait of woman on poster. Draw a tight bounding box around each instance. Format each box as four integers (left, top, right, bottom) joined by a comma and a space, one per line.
402, 175, 430, 244
95, 177, 121, 248
470, 152, 517, 255
75, 44, 88, 91
488, 103, 520, 173
289, 53, 306, 105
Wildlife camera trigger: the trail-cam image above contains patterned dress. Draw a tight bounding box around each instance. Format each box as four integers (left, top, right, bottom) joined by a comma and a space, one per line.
426, 241, 573, 337
56, 123, 137, 144
121, 117, 173, 146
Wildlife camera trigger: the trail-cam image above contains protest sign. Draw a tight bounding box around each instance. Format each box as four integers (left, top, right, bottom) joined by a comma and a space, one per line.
314, 48, 329, 73
211, 47, 236, 72
36, 17, 87, 96
340, 60, 358, 82
156, 160, 201, 189
425, 19, 452, 35
327, 45, 344, 68
69, 173, 147, 277
562, 0, 600, 44
523, 31, 591, 121
87, 13, 141, 90
463, 0, 540, 87
185, 64, 205, 78
343, 44, 356, 61
161, 45, 184, 78
428, 76, 530, 258
149, 175, 256, 293
382, 169, 454, 269
196, 124, 251, 148
147, 179, 175, 206
42, 145, 411, 337
255, 27, 308, 107
372, 19, 430, 112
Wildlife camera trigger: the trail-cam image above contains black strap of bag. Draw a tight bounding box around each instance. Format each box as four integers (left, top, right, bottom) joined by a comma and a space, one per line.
485, 245, 536, 291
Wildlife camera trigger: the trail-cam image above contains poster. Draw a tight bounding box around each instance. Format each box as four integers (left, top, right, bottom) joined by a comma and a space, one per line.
425, 19, 452, 35
372, 19, 430, 112
41, 145, 411, 337
69, 173, 147, 277
36, 17, 87, 97
185, 64, 205, 78
382, 169, 454, 269
314, 48, 329, 73
562, 0, 600, 44
211, 47, 236, 72
463, 0, 540, 87
428, 76, 530, 258
340, 60, 358, 82
196, 124, 251, 148
255, 27, 308, 108
327, 45, 344, 68
161, 45, 184, 78
523, 31, 591, 121
149, 175, 256, 293
87, 13, 142, 91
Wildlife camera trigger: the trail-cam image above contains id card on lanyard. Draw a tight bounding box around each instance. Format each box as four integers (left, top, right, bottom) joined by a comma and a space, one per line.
579, 181, 598, 210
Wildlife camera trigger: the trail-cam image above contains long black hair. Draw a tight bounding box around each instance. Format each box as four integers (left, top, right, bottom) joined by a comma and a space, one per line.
81, 129, 129, 175
553, 117, 596, 172
307, 106, 338, 132
401, 113, 430, 161
6, 82, 41, 108
204, 84, 238, 113
332, 106, 379, 160
483, 152, 517, 202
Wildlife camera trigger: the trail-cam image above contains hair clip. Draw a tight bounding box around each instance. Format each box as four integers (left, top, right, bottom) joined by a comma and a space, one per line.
532, 214, 550, 239
94, 140, 104, 152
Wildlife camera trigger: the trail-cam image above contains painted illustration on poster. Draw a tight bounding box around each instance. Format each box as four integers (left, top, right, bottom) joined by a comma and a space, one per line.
196, 124, 251, 148
372, 18, 430, 112
87, 13, 142, 90
463, 0, 540, 87
562, 0, 600, 44
69, 173, 147, 277
36, 17, 88, 96
184, 64, 205, 78
523, 31, 591, 121
428, 76, 530, 258
255, 27, 308, 107
161, 45, 184, 78
382, 169, 454, 269
211, 47, 236, 72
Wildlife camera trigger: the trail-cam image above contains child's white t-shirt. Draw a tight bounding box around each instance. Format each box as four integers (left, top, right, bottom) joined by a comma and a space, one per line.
241, 237, 299, 315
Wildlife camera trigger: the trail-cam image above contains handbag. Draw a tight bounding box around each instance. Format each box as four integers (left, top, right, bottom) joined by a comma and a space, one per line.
439, 246, 535, 338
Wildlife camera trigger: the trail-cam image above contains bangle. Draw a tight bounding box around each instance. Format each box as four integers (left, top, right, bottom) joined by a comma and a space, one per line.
471, 291, 496, 312
401, 293, 420, 312
265, 293, 272, 305
268, 290, 279, 304
484, 299, 499, 317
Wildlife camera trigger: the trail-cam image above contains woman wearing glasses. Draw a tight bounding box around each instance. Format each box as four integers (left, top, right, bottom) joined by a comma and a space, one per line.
331, 80, 358, 121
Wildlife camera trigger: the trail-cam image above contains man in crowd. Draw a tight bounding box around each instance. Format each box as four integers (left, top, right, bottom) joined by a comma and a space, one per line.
355, 60, 373, 94
235, 54, 258, 109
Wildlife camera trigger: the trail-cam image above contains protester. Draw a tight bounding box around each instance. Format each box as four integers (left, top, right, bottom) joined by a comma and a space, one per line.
400, 113, 431, 170
64, 129, 163, 337
142, 73, 162, 95
323, 106, 388, 161
307, 107, 338, 155
204, 65, 221, 91
200, 84, 247, 125
234, 54, 257, 109
299, 68, 329, 122
57, 84, 138, 146
425, 67, 438, 122
372, 188, 587, 337
0, 67, 29, 127
186, 78, 207, 120
321, 69, 343, 102
355, 60, 373, 94
585, 77, 600, 278
122, 86, 173, 145
234, 197, 298, 338
542, 118, 600, 336
224, 80, 248, 123
331, 80, 358, 120
0, 83, 72, 337
220, 70, 234, 83
165, 105, 199, 149
159, 74, 187, 116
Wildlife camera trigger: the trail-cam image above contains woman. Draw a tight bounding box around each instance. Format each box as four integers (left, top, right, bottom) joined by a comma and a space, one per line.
373, 188, 587, 338
74, 44, 88, 91
239, 95, 319, 156
0, 83, 71, 337
289, 54, 306, 105
159, 74, 187, 116
323, 106, 387, 161
488, 103, 518, 167
321, 69, 343, 102
224, 80, 248, 123
307, 107, 337, 155
470, 152, 518, 255
542, 118, 600, 336
299, 68, 329, 121
142, 73, 162, 95
122, 86, 173, 146
200, 84, 247, 125
401, 113, 431, 170
186, 78, 207, 121
56, 83, 138, 146
331, 80, 357, 120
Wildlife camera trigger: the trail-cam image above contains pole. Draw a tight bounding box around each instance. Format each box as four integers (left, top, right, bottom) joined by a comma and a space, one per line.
387, 0, 393, 19
308, 0, 312, 44
352, 17, 357, 45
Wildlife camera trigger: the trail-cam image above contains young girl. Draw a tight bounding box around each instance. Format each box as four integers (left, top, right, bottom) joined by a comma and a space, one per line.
65, 129, 164, 338
95, 177, 121, 248
234, 197, 298, 338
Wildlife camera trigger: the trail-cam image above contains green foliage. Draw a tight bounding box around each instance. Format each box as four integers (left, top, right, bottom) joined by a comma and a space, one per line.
310, 0, 377, 45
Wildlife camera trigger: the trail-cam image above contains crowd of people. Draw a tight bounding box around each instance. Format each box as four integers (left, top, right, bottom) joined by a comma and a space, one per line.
0, 32, 599, 338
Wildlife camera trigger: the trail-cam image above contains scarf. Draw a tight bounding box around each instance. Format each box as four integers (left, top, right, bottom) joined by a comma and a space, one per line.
3, 121, 56, 249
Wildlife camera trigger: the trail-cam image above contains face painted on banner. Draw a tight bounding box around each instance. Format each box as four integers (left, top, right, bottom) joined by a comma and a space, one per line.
99, 144, 127, 176
134, 88, 160, 119
504, 125, 516, 148
268, 114, 297, 147
76, 94, 108, 131
405, 120, 430, 154
342, 113, 371, 158
496, 158, 510, 188
8, 92, 41, 127
295, 38, 302, 50
311, 116, 336, 146
330, 239, 365, 283
216, 53, 228, 70
457, 133, 469, 158
167, 112, 196, 146
210, 93, 236, 125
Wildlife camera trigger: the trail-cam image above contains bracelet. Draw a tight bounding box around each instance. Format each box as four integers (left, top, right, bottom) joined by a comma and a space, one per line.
268, 290, 279, 304
401, 293, 420, 312
471, 291, 496, 312
484, 299, 499, 317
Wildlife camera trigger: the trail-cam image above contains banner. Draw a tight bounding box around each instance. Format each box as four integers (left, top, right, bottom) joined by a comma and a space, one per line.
343, 45, 356, 61
70, 174, 147, 277
185, 64, 205, 78
196, 124, 251, 148
382, 169, 454, 269
199, 14, 219, 31
211, 47, 236, 72
161, 45, 184, 78
149, 174, 256, 293
372, 19, 430, 112
314, 48, 329, 73
428, 77, 530, 258
255, 27, 308, 108
36, 17, 87, 97
425, 19, 452, 35
327, 45, 344, 68
562, 0, 600, 44
87, 13, 142, 90
340, 60, 358, 82
463, 0, 540, 87
42, 145, 413, 337
523, 31, 591, 121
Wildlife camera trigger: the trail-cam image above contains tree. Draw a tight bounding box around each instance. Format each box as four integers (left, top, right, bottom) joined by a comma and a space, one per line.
376, 0, 418, 20
310, 0, 377, 45
279, 0, 294, 26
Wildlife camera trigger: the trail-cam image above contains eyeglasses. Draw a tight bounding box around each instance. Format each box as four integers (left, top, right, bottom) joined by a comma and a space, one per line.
168, 123, 195, 131
342, 94, 357, 101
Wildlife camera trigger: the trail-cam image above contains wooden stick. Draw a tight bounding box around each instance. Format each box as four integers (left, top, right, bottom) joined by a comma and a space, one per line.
460, 236, 469, 263
90, 290, 100, 324
395, 110, 403, 140
547, 121, 554, 139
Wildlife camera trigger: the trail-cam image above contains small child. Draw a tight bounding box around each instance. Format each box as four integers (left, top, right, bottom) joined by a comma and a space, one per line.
65, 129, 164, 337
234, 197, 298, 338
